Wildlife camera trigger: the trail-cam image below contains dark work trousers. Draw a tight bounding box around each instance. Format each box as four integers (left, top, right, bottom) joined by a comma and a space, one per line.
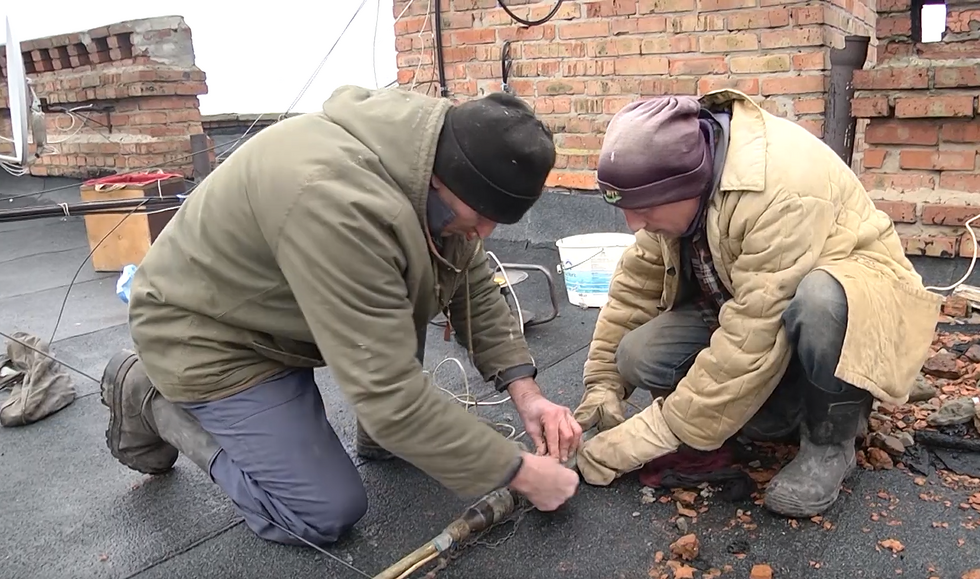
614, 269, 862, 443
177, 324, 430, 547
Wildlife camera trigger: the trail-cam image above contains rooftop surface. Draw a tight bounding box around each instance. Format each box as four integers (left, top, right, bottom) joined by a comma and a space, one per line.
2, 173, 980, 579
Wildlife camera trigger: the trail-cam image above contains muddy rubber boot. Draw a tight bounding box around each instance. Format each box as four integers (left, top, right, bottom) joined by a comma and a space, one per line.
764, 382, 872, 518
356, 421, 395, 461
101, 350, 179, 474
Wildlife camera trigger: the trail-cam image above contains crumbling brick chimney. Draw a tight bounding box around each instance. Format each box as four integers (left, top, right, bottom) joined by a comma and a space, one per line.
0, 16, 209, 179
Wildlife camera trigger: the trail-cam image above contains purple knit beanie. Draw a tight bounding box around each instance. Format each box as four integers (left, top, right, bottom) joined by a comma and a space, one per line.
597, 96, 712, 209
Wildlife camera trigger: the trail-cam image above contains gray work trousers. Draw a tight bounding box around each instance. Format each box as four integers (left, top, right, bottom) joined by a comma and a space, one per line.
180, 368, 368, 547
615, 270, 856, 441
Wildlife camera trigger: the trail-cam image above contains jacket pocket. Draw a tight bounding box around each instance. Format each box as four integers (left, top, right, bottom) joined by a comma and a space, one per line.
250, 341, 325, 368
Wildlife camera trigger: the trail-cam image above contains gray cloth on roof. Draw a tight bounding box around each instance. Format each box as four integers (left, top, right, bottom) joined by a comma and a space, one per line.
0, 331, 76, 427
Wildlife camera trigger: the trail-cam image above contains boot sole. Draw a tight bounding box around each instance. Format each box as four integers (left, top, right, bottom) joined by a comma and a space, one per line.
100, 350, 175, 475
762, 462, 856, 518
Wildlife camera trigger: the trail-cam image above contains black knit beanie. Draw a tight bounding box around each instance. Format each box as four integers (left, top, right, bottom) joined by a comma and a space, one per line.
432, 92, 556, 225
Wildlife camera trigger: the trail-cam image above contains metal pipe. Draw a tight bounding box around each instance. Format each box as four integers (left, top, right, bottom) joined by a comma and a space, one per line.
825, 35, 871, 167
498, 263, 560, 327
373, 488, 518, 579
433, 0, 449, 98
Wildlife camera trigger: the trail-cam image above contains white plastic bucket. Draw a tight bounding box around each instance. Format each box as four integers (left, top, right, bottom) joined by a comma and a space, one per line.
555, 232, 637, 308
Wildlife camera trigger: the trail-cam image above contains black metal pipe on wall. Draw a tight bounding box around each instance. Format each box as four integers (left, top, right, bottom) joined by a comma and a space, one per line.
825, 35, 871, 168
433, 0, 449, 97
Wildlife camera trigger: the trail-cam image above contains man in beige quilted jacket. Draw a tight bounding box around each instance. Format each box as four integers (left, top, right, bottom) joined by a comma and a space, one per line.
571, 89, 943, 517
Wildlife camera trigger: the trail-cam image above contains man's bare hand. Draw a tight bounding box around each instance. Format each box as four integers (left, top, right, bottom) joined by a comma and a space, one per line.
509, 378, 583, 462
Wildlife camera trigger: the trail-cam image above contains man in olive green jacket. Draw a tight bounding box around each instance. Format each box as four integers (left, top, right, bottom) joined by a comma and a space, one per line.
101, 86, 581, 547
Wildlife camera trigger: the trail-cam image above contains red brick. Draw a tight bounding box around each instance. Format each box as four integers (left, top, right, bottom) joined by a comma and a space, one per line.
603, 96, 638, 115
699, 33, 760, 53
440, 12, 474, 28
851, 97, 889, 117
900, 150, 977, 171
901, 235, 959, 258
561, 59, 617, 76
560, 134, 604, 149
669, 56, 728, 75
895, 96, 976, 118
877, 0, 911, 12
534, 97, 573, 115
612, 15, 668, 34
639, 78, 700, 94
793, 51, 828, 70
865, 120, 940, 145
614, 56, 670, 75
451, 29, 496, 45
917, 39, 980, 60
526, 1, 582, 20
586, 79, 641, 95
394, 15, 430, 35
497, 25, 556, 42
934, 66, 980, 89
852, 67, 929, 90
761, 74, 826, 95
862, 148, 887, 169
586, 37, 642, 57
585, 0, 639, 17
727, 8, 791, 28
641, 35, 697, 53
791, 5, 826, 25
670, 13, 726, 32
941, 173, 980, 193
729, 54, 790, 73
877, 14, 912, 37
522, 42, 587, 59
639, 0, 696, 12
760, 27, 826, 48
797, 119, 824, 138
921, 204, 980, 226
946, 9, 980, 33
873, 199, 916, 223
698, 76, 760, 94
941, 120, 980, 144
860, 172, 937, 191
558, 21, 611, 39
546, 170, 596, 190
959, 233, 978, 259
537, 79, 587, 95
698, 0, 756, 10
794, 98, 825, 115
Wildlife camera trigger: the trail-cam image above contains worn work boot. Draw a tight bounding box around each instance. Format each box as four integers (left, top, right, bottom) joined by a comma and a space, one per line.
764, 382, 872, 518
101, 350, 179, 474
102, 349, 221, 475
356, 420, 395, 461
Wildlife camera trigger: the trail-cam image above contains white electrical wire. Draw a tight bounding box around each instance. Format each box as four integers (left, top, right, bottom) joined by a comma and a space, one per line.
924, 212, 980, 292
425, 249, 540, 442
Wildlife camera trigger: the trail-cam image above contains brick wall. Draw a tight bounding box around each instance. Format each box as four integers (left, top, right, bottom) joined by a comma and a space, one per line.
0, 16, 209, 179
393, 0, 876, 190
853, 0, 980, 258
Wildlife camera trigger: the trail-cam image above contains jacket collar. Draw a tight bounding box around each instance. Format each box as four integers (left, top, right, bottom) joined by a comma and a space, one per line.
699, 89, 768, 194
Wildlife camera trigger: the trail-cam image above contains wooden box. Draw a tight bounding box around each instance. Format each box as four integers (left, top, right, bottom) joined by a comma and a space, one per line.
79, 174, 186, 272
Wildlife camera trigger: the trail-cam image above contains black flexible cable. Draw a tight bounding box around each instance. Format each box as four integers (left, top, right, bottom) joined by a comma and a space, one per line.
497, 0, 564, 27
434, 0, 449, 97
0, 197, 182, 223
501, 41, 513, 93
